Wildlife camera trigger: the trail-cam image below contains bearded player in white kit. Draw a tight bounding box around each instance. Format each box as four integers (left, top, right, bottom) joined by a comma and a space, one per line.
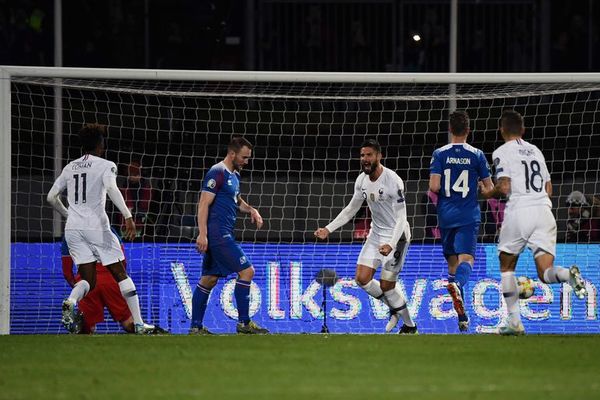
480, 110, 587, 335
47, 123, 156, 334
314, 140, 417, 334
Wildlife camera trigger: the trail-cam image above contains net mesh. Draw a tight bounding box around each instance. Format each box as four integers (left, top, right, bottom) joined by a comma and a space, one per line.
8, 76, 600, 334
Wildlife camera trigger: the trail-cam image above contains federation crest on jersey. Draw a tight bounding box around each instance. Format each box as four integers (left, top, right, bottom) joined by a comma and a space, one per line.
207, 178, 216, 189
378, 188, 384, 200
397, 189, 405, 203
239, 256, 247, 264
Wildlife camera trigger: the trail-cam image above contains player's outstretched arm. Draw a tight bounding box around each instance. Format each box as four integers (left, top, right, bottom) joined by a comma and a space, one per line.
316, 195, 364, 239
238, 196, 263, 229
196, 191, 216, 253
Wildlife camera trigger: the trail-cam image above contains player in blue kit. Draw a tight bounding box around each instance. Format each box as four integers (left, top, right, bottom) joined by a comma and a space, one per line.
429, 111, 494, 331
190, 137, 268, 335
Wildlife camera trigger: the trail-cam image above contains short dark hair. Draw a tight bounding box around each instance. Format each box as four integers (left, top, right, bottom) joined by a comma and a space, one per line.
79, 123, 106, 152
500, 110, 524, 135
449, 111, 470, 136
360, 139, 381, 153
227, 136, 253, 153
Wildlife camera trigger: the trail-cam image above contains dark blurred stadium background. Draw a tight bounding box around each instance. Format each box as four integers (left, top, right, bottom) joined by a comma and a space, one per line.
2, 0, 598, 72
4, 0, 600, 243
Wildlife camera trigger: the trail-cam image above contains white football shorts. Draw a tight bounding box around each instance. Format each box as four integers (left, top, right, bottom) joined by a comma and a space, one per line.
498, 206, 557, 258
64, 229, 125, 267
357, 234, 410, 282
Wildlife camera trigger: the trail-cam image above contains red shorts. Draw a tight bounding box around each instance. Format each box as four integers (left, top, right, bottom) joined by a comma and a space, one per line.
77, 269, 131, 332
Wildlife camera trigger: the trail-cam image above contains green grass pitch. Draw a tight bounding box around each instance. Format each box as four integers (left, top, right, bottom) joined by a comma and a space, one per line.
1, 334, 599, 400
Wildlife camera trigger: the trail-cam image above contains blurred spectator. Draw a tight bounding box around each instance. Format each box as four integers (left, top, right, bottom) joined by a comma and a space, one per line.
121, 160, 152, 237
482, 198, 506, 243
353, 206, 370, 240
422, 190, 440, 240
565, 190, 600, 243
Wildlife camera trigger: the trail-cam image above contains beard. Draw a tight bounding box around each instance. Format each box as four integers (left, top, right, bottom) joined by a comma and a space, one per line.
361, 160, 379, 175
232, 160, 244, 172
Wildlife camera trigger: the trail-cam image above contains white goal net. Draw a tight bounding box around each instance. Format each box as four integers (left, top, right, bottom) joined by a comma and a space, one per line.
2, 68, 600, 335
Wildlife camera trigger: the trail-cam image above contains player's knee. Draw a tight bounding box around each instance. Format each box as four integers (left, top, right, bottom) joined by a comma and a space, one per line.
379, 280, 396, 292
536, 270, 547, 281
200, 275, 219, 288
238, 266, 255, 281
355, 276, 371, 287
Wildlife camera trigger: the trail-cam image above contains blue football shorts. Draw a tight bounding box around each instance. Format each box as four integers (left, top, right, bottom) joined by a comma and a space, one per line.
202, 235, 252, 277
440, 223, 479, 258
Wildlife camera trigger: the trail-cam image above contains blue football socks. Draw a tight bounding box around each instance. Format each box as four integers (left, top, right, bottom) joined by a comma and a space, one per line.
455, 262, 472, 298
235, 280, 252, 324
191, 284, 212, 328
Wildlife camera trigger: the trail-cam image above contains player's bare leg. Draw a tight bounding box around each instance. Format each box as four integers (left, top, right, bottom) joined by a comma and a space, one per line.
190, 275, 218, 335
498, 252, 525, 335
105, 260, 154, 334
236, 266, 268, 334
62, 262, 95, 333
535, 253, 587, 299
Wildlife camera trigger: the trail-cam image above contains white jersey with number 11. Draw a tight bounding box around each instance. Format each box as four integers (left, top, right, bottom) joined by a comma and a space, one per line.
50, 154, 119, 231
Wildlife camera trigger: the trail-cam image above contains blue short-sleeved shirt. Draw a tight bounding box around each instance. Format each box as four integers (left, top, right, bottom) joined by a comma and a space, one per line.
202, 162, 240, 240
430, 143, 490, 228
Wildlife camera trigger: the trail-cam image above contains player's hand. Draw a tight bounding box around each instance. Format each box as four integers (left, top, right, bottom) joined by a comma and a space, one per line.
314, 227, 330, 240
379, 244, 393, 256
250, 208, 263, 229
124, 218, 137, 241
478, 182, 492, 198
196, 234, 208, 253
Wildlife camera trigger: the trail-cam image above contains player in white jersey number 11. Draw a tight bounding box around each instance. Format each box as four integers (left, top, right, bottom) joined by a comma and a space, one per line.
314, 140, 417, 334
47, 123, 159, 334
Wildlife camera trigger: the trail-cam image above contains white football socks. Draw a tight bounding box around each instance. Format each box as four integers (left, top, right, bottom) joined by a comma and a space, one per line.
383, 288, 415, 327
501, 271, 521, 325
359, 279, 388, 305
118, 277, 143, 325
542, 266, 570, 284
67, 280, 90, 304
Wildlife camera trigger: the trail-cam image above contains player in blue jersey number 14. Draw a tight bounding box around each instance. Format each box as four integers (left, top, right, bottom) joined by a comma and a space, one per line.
429, 111, 494, 332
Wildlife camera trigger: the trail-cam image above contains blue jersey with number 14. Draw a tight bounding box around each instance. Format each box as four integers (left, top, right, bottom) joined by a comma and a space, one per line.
430, 143, 490, 228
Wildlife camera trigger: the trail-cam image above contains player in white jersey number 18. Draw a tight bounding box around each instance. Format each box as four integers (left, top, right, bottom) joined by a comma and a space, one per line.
480, 110, 587, 336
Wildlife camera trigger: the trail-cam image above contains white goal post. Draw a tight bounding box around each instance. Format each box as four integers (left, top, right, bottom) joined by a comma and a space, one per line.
2, 66, 600, 335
